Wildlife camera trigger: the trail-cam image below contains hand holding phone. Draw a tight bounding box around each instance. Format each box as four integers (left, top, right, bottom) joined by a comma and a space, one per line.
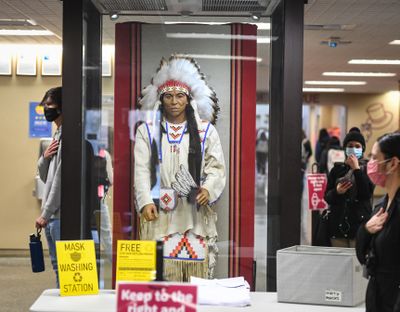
336, 178, 352, 194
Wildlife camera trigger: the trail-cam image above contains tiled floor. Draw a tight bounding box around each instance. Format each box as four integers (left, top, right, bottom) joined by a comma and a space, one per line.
0, 256, 55, 312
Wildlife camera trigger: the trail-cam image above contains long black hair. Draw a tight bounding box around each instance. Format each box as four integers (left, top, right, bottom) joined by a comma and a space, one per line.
185, 102, 202, 186
149, 96, 202, 188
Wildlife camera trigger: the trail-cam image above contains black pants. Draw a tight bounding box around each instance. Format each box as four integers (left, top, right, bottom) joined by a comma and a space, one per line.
256, 152, 267, 174
366, 274, 400, 312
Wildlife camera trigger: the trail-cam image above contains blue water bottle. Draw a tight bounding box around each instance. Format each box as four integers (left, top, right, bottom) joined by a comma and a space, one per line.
29, 228, 45, 273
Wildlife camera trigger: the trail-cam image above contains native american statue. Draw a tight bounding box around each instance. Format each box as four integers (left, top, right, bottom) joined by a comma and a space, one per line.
134, 55, 226, 281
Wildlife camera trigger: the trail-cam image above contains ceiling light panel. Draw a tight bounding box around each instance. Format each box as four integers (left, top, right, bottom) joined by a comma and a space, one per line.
304, 24, 356, 31
255, 22, 270, 30
303, 87, 345, 92
0, 30, 54, 36
349, 59, 400, 65
389, 40, 400, 45
176, 53, 261, 62
164, 21, 271, 30
0, 19, 36, 26
166, 33, 270, 43
305, 81, 366, 85
323, 72, 396, 77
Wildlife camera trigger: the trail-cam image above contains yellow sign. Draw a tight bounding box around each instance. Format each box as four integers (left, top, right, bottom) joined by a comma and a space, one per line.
116, 240, 156, 282
56, 240, 99, 296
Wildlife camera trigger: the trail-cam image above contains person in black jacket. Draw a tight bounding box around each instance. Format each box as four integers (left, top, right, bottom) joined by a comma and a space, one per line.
356, 132, 400, 312
324, 128, 374, 247
318, 136, 343, 174
315, 128, 330, 164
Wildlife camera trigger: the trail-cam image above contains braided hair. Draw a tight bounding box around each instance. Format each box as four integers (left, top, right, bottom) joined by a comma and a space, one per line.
149, 96, 202, 188
185, 102, 202, 186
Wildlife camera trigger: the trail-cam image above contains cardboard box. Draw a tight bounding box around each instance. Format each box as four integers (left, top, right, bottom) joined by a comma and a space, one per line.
277, 245, 367, 306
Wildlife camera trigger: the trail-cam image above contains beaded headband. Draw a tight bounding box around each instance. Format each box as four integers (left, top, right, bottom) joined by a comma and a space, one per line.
158, 80, 191, 96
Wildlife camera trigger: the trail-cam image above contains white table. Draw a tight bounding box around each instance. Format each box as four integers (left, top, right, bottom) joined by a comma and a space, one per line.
30, 289, 365, 312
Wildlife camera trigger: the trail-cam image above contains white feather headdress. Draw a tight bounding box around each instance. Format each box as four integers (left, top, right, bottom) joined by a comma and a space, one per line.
139, 55, 220, 124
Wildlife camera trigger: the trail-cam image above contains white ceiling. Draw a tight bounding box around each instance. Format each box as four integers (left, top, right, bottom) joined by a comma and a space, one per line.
304, 0, 400, 93
0, 0, 399, 93
0, 0, 62, 44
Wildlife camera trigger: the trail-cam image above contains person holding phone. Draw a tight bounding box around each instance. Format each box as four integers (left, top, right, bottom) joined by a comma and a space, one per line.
324, 128, 374, 247
356, 132, 400, 312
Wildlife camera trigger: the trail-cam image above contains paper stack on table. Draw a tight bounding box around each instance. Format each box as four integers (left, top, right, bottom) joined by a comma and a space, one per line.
190, 276, 251, 307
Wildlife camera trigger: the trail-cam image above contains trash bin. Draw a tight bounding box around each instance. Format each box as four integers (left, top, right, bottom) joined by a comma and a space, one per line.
277, 245, 367, 307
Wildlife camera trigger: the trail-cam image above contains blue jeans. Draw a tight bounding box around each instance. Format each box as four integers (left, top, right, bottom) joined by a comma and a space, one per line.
45, 219, 60, 288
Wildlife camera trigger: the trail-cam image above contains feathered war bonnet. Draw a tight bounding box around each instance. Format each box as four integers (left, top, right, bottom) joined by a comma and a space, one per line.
139, 55, 220, 124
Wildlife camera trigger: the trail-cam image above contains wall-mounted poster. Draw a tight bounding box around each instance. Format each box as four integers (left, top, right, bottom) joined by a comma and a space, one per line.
29, 102, 52, 138
17, 52, 37, 76
41, 49, 62, 76
0, 48, 12, 75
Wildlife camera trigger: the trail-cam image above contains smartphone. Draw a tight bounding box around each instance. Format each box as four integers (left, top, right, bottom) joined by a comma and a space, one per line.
337, 176, 351, 184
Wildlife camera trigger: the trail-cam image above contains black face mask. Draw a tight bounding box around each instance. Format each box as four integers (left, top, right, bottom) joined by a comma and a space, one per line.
44, 107, 61, 122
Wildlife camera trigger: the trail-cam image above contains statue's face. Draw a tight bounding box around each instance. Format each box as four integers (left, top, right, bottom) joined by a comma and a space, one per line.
162, 89, 188, 122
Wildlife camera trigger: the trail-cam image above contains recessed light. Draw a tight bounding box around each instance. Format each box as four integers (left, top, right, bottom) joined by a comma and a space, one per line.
251, 13, 261, 21
303, 87, 345, 92
0, 29, 54, 36
305, 81, 366, 85
349, 59, 400, 65
323, 72, 396, 77
109, 12, 119, 21
389, 40, 400, 45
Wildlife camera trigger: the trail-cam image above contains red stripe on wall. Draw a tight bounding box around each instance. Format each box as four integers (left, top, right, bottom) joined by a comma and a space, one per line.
113, 22, 132, 287
239, 24, 257, 286
134, 24, 142, 240
235, 24, 242, 278
130, 24, 142, 240
229, 24, 237, 277
130, 24, 137, 222
229, 23, 257, 287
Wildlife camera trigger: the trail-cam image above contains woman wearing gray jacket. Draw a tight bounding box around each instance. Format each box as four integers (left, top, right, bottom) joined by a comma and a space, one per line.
35, 87, 62, 287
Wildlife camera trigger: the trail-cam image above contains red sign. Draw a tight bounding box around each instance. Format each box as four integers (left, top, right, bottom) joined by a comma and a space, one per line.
117, 282, 197, 312
307, 173, 328, 210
